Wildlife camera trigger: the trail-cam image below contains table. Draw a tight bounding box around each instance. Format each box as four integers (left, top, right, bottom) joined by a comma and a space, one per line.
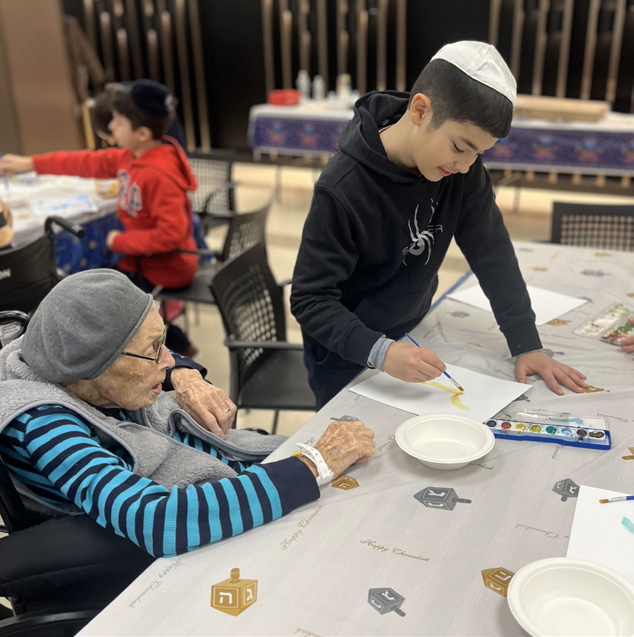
80, 241, 633, 636
8, 174, 119, 274
248, 102, 634, 177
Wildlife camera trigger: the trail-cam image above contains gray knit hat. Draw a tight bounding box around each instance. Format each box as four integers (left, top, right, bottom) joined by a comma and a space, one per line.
22, 269, 154, 383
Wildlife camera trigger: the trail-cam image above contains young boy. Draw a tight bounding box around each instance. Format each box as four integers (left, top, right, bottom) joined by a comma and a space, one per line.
290, 41, 588, 409
0, 80, 198, 353
91, 80, 188, 149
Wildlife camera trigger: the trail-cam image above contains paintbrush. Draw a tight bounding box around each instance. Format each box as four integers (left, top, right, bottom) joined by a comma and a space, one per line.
599, 495, 634, 504
404, 332, 464, 392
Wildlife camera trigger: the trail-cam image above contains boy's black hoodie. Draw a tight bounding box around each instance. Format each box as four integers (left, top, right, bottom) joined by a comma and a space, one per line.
290, 91, 542, 367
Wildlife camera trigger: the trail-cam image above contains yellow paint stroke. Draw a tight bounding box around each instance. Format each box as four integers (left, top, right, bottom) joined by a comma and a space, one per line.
532, 266, 548, 272
547, 318, 570, 326
627, 293, 634, 298
595, 252, 611, 257
422, 381, 470, 411
582, 385, 605, 393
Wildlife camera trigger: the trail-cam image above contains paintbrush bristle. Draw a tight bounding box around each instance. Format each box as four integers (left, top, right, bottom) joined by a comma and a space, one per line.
457, 385, 464, 392
599, 499, 609, 503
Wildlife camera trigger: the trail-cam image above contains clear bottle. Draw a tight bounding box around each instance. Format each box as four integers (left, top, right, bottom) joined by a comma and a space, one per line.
312, 75, 325, 100
296, 70, 311, 101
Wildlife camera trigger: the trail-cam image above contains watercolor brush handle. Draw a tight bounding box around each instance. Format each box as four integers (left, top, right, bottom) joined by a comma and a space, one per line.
599, 495, 634, 504
403, 332, 464, 392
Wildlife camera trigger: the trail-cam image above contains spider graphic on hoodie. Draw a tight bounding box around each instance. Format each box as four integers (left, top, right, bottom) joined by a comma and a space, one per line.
402, 197, 443, 265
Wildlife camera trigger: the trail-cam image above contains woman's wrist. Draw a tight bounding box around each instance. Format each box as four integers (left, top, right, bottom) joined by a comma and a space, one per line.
296, 455, 319, 479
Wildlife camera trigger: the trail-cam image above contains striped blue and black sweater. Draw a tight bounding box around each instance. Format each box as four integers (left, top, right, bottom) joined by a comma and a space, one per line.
0, 342, 319, 558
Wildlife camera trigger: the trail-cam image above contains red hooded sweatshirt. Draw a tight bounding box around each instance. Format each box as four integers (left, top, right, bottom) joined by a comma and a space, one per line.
33, 138, 198, 288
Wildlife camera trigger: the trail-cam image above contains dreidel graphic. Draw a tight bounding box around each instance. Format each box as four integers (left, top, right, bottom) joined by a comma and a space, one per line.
552, 478, 579, 502
211, 568, 257, 616
414, 487, 472, 510
331, 475, 359, 490
481, 567, 515, 597
367, 588, 406, 616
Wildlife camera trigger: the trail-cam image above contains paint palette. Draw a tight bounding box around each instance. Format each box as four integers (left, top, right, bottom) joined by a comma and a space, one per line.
484, 418, 611, 449
574, 303, 633, 339
600, 321, 634, 345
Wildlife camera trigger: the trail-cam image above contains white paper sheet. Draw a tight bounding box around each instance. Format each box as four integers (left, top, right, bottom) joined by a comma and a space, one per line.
446, 284, 588, 325
349, 363, 530, 422
567, 485, 634, 585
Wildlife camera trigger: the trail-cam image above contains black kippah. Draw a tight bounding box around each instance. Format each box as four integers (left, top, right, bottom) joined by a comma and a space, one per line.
130, 80, 174, 118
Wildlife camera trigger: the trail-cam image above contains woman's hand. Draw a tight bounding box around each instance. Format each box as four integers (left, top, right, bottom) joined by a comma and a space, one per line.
297, 420, 375, 480
619, 317, 634, 353
170, 368, 236, 438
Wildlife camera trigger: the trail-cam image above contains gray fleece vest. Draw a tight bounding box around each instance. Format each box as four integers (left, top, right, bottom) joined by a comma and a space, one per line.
0, 338, 285, 517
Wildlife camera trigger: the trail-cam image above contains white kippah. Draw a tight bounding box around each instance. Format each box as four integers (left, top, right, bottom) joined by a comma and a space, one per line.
431, 41, 517, 107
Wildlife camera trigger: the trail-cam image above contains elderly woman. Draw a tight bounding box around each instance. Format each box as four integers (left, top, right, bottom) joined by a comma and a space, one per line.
0, 269, 375, 557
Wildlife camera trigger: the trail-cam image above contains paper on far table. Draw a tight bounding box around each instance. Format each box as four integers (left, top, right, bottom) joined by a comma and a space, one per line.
31, 193, 98, 217
567, 485, 634, 586
446, 284, 587, 326
349, 363, 530, 422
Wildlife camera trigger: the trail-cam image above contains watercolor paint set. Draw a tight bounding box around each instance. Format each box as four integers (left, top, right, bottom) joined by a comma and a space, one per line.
486, 410, 611, 449
574, 302, 633, 341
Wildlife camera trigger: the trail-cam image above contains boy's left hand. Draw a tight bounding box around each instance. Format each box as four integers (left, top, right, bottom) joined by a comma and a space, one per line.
106, 229, 121, 249
515, 352, 588, 396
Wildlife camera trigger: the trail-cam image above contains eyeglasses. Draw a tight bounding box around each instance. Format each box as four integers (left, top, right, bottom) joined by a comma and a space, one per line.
120, 327, 167, 364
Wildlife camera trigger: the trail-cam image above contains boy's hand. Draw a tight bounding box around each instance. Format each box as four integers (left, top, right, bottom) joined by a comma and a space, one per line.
515, 352, 587, 396
0, 154, 34, 174
106, 229, 121, 249
620, 317, 634, 353
382, 342, 445, 383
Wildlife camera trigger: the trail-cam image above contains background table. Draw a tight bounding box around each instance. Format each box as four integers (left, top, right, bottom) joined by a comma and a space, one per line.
8, 174, 119, 274
249, 102, 634, 177
80, 241, 633, 637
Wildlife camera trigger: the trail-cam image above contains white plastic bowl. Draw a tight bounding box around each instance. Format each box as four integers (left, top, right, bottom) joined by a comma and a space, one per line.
507, 557, 634, 637
394, 413, 495, 470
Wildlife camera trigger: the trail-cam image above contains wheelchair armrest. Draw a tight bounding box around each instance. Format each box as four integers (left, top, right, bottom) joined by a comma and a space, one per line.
224, 339, 303, 351
0, 609, 98, 636
277, 278, 292, 288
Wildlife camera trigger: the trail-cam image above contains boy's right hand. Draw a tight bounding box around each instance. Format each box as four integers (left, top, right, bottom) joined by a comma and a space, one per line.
0, 154, 34, 174
382, 342, 445, 383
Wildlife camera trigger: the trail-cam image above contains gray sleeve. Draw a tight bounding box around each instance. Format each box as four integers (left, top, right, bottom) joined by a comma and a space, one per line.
367, 335, 395, 370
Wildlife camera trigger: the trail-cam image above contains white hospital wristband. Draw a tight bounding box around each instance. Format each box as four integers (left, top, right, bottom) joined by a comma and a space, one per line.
294, 443, 334, 486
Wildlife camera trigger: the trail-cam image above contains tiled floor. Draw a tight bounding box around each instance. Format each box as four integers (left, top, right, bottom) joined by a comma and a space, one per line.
185, 163, 634, 437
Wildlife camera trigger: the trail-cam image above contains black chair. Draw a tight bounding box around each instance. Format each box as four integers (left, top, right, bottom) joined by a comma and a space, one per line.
0, 311, 155, 637
210, 245, 315, 433
551, 202, 634, 251
0, 217, 85, 314
187, 151, 239, 242
154, 199, 272, 308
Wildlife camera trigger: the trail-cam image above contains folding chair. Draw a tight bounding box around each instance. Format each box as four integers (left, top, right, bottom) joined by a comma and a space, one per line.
210, 245, 315, 434
551, 202, 634, 251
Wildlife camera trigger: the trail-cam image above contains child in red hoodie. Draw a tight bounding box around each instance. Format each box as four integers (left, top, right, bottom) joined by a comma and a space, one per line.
1, 81, 198, 353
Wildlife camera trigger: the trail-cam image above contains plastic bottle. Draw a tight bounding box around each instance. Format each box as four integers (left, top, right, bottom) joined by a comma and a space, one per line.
312, 75, 325, 100
296, 70, 311, 101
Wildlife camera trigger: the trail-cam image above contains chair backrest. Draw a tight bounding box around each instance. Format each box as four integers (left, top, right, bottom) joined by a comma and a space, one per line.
210, 245, 287, 397
0, 235, 58, 313
219, 199, 271, 263
187, 152, 235, 215
551, 202, 634, 251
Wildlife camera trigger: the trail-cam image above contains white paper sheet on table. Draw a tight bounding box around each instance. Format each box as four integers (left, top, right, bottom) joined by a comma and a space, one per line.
567, 485, 634, 586
446, 284, 588, 325
30, 193, 98, 217
349, 363, 530, 422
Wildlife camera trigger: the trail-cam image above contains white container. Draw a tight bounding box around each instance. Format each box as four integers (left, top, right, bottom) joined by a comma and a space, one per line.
507, 557, 634, 636
296, 70, 311, 100
395, 413, 495, 470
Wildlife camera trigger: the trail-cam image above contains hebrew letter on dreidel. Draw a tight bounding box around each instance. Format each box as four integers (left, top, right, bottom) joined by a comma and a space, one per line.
211, 568, 258, 616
